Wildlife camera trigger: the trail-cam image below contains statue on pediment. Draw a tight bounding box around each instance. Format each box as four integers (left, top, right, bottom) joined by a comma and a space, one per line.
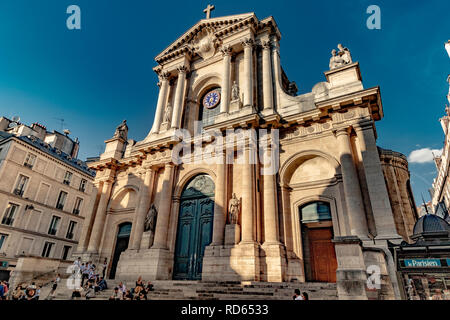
329, 44, 353, 70
337, 44, 353, 64
113, 120, 128, 140
228, 193, 240, 225
329, 49, 346, 70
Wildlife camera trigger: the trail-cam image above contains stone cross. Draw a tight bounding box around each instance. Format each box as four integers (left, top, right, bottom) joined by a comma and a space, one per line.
203, 4, 215, 19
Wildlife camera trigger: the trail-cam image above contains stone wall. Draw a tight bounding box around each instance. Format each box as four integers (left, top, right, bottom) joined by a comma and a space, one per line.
379, 148, 418, 241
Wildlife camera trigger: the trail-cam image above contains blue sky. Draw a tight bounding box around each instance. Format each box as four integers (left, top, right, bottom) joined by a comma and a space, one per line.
0, 0, 449, 205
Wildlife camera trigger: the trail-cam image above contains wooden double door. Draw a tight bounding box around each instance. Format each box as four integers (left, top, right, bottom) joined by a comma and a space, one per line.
173, 197, 215, 280
308, 227, 337, 283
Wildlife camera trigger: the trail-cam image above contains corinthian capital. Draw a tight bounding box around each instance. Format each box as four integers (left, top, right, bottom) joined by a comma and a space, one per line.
261, 40, 272, 50
177, 65, 189, 74
241, 38, 254, 49
158, 71, 170, 81
220, 45, 233, 56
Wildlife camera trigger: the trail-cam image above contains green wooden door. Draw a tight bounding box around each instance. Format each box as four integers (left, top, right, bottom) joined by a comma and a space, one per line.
173, 175, 215, 280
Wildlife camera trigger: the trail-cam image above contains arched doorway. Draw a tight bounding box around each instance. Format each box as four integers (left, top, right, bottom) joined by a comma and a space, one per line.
300, 201, 337, 283
173, 174, 215, 280
109, 222, 132, 279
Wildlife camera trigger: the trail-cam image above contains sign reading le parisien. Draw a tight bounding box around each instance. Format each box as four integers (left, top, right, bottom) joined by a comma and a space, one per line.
403, 259, 446, 268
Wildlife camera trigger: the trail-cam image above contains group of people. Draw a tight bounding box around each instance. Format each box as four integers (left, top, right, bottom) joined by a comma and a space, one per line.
70, 257, 108, 300
0, 274, 60, 301
109, 277, 154, 301
8, 282, 43, 300
293, 289, 309, 300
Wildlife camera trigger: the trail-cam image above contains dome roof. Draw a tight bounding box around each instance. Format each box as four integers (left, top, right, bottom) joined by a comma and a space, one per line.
412, 214, 450, 239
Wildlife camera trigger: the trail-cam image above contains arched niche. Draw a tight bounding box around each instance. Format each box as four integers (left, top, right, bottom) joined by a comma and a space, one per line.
109, 186, 139, 211
280, 150, 341, 187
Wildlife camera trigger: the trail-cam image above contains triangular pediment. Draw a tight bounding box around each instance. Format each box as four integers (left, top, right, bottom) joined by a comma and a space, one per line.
155, 13, 257, 63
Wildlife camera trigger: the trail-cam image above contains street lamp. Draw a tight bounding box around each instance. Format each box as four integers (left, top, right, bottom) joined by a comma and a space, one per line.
446, 40, 450, 58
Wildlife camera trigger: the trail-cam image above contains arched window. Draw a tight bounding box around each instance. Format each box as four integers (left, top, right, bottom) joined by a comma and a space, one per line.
199, 87, 222, 127
300, 201, 332, 224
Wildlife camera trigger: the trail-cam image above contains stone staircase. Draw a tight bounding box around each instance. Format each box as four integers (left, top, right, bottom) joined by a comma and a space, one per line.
39, 279, 338, 300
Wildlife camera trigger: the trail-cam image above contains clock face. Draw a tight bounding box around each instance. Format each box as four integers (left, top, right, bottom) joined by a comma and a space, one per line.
203, 90, 221, 109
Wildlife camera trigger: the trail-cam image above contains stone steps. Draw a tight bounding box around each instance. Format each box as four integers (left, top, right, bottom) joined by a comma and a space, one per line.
39, 279, 338, 300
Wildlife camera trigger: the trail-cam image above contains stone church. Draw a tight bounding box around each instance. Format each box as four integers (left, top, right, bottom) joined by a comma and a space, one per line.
76, 10, 418, 299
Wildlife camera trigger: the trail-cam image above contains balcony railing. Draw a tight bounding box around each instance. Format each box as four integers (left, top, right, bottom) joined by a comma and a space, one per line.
79, 186, 86, 192
13, 189, 24, 197
66, 233, 74, 240
56, 203, 64, 210
72, 209, 80, 215
63, 180, 71, 186
48, 228, 57, 236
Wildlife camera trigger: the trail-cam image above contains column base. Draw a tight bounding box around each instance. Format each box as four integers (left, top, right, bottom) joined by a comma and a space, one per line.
203, 242, 260, 282
260, 242, 287, 282
286, 250, 306, 282
115, 248, 173, 281
333, 236, 368, 300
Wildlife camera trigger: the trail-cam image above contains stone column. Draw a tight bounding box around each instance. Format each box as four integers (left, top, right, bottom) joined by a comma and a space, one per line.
354, 123, 399, 238
87, 180, 113, 253
336, 128, 368, 238
171, 66, 188, 129
150, 72, 170, 134
211, 151, 227, 245
242, 39, 254, 107
76, 182, 101, 252
241, 136, 255, 243
152, 164, 175, 249
262, 144, 279, 244
220, 46, 232, 114
261, 140, 286, 282
262, 40, 274, 111
129, 168, 155, 250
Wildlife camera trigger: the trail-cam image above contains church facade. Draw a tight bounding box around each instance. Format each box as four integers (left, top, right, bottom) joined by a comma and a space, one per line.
76, 11, 418, 299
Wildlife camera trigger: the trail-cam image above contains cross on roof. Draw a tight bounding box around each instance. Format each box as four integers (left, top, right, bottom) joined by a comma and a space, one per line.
203, 4, 215, 19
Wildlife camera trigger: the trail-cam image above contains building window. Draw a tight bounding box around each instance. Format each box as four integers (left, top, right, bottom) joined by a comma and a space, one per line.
66, 221, 77, 240
62, 245, 71, 260
41, 242, 54, 258
0, 234, 8, 251
23, 153, 37, 169
48, 216, 61, 236
79, 179, 87, 192
56, 191, 67, 210
14, 174, 29, 197
73, 198, 83, 215
1, 203, 19, 226
63, 171, 73, 186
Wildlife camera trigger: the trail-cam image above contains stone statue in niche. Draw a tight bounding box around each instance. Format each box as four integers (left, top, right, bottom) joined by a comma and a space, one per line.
231, 81, 240, 101
144, 204, 157, 233
163, 103, 172, 124
228, 193, 241, 225
113, 120, 128, 140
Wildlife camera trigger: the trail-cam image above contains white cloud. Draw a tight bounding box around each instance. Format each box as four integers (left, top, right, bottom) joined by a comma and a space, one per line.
408, 148, 443, 164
